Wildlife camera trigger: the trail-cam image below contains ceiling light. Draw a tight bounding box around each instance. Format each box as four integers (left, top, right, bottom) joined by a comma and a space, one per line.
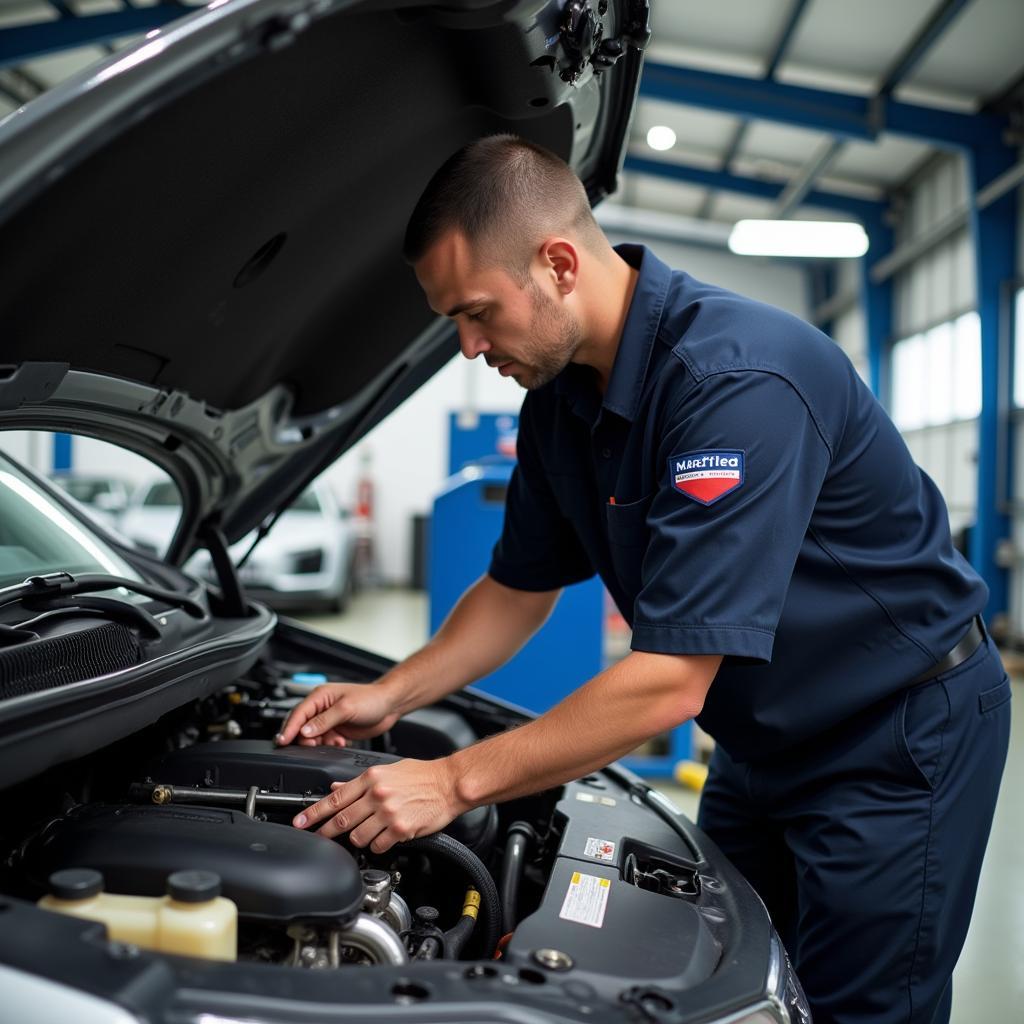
728, 219, 869, 258
646, 125, 677, 151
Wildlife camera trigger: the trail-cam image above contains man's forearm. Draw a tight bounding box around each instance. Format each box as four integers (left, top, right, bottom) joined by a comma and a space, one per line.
447, 651, 721, 808
376, 574, 560, 717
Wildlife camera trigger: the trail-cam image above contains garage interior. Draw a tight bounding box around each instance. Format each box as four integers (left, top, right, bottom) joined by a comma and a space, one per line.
0, 1, 1022, 1020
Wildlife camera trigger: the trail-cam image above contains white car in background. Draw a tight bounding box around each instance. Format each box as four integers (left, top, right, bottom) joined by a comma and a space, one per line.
50, 473, 133, 531
191, 480, 357, 613
122, 478, 356, 613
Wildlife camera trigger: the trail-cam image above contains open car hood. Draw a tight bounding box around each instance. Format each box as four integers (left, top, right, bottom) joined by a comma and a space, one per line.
0, 0, 648, 564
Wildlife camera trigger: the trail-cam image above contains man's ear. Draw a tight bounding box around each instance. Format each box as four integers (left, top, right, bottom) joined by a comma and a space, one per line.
538, 238, 579, 295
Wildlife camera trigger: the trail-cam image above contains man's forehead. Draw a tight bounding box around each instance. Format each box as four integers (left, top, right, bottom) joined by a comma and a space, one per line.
415, 230, 512, 313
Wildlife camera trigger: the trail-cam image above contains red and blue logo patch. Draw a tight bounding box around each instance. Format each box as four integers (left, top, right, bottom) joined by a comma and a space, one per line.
668, 449, 745, 506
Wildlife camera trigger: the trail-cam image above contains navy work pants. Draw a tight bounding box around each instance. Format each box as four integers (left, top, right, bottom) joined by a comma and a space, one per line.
697, 635, 1011, 1024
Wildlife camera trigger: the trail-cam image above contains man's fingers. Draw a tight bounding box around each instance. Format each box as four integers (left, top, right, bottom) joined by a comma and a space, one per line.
347, 814, 388, 850
368, 828, 402, 854
276, 692, 326, 745
316, 794, 376, 840
293, 776, 370, 830
298, 704, 354, 741
296, 731, 346, 748
276, 685, 355, 746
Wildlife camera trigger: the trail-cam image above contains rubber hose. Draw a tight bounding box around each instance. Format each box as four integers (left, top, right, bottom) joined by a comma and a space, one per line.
444, 914, 477, 959
499, 821, 534, 936
402, 833, 500, 958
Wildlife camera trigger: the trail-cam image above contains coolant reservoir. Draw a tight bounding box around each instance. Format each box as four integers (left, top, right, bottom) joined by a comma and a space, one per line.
38, 868, 237, 961
39, 868, 160, 947
157, 870, 237, 961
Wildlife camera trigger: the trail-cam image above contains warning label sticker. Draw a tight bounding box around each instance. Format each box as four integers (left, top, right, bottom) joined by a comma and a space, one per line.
584, 837, 616, 862
575, 792, 617, 807
559, 871, 611, 928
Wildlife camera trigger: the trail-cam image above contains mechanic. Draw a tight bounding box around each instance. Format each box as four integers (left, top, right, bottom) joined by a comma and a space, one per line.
278, 135, 1011, 1023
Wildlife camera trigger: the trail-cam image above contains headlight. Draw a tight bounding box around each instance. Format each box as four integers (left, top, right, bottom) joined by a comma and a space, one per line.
290, 549, 324, 574
713, 934, 812, 1024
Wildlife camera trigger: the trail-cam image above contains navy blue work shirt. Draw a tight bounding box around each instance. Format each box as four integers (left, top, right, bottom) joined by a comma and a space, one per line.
488, 244, 987, 761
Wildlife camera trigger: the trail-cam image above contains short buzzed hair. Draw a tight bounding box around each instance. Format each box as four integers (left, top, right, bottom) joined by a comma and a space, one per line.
403, 134, 602, 283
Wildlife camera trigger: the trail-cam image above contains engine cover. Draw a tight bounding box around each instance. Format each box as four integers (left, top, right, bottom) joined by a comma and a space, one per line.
28, 803, 364, 923
147, 740, 496, 850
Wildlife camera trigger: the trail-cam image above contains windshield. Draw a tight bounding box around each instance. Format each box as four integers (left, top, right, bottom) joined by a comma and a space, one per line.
141, 481, 180, 508
57, 478, 118, 504
288, 488, 322, 513
0, 455, 142, 589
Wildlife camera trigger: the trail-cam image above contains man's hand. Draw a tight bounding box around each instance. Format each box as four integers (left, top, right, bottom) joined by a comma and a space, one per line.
292, 758, 466, 853
276, 682, 400, 748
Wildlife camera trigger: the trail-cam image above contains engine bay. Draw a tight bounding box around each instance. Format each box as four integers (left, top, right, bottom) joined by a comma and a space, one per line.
1, 658, 517, 969
0, 621, 742, 1013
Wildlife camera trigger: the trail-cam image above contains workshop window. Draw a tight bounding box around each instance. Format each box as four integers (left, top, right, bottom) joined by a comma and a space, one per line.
892, 311, 980, 430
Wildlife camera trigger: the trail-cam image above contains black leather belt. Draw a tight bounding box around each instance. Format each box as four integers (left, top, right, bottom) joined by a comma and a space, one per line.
909, 616, 985, 686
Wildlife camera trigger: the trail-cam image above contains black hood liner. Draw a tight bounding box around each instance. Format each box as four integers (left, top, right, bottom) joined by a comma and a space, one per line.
0, 1, 635, 418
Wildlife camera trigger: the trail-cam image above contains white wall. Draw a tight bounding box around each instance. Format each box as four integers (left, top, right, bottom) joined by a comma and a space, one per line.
323, 354, 525, 585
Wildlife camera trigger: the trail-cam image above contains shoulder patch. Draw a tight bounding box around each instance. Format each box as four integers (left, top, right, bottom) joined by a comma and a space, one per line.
668, 449, 744, 505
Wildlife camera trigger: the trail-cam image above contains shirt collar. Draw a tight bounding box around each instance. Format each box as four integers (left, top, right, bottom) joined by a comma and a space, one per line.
555, 244, 672, 424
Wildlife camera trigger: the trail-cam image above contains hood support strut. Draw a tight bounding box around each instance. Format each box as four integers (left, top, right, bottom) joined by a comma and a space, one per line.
198, 523, 248, 617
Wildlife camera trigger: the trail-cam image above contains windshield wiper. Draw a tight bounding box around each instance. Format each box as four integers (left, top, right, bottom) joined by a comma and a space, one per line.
0, 572, 207, 619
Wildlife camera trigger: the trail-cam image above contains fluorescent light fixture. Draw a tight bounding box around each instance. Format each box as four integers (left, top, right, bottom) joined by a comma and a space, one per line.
728, 219, 869, 258
646, 125, 677, 151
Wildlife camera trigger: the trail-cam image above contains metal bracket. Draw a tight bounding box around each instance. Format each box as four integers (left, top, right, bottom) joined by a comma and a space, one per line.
0, 362, 69, 411
556, 0, 649, 84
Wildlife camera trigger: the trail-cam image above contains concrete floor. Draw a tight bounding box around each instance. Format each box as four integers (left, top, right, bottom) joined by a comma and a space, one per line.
299, 588, 1022, 1022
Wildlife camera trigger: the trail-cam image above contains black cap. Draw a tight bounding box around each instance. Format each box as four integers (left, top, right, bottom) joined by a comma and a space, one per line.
166, 870, 221, 903
49, 868, 104, 901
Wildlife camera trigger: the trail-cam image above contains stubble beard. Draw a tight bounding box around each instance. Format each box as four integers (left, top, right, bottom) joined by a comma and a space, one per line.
509, 282, 584, 390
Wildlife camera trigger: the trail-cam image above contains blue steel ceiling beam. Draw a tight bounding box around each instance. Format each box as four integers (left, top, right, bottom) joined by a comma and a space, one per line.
626, 151, 896, 402
846, 1, 978, 406
697, 123, 746, 219
0, 3, 187, 68
697, 0, 811, 219
624, 153, 885, 223
639, 61, 1005, 149
767, 1, 975, 222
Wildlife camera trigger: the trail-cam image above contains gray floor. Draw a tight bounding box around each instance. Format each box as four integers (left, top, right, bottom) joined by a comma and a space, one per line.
299, 588, 1022, 1022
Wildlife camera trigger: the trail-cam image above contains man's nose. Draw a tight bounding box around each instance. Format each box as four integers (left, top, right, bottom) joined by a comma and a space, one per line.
458, 324, 490, 360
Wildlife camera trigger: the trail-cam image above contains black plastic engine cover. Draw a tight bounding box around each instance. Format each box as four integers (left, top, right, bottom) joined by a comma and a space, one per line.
147, 740, 495, 849
28, 803, 364, 923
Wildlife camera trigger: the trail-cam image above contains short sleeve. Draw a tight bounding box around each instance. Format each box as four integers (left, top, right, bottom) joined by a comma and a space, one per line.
630, 370, 831, 660
488, 399, 595, 592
